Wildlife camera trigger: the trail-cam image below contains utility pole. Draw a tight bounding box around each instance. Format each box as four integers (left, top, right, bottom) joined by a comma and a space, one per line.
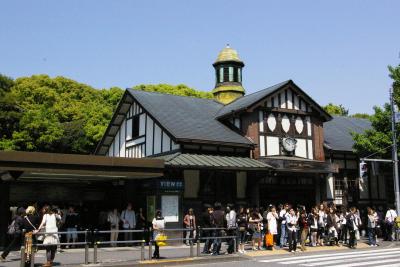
390, 88, 400, 215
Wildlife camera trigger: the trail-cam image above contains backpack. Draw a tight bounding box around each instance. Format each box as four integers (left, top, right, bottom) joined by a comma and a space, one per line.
7, 219, 19, 235
395, 216, 400, 229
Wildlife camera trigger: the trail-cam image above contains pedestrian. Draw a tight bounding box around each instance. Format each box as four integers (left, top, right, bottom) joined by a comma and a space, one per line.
309, 207, 318, 247
1, 207, 25, 262
20, 206, 40, 266
279, 203, 289, 248
286, 208, 299, 253
183, 208, 196, 246
64, 206, 79, 248
326, 206, 339, 246
152, 210, 165, 259
35, 206, 61, 267
367, 207, 378, 246
346, 206, 361, 249
266, 205, 279, 250
211, 202, 225, 256
121, 203, 136, 241
384, 206, 397, 241
237, 207, 248, 253
201, 204, 213, 254
136, 208, 147, 244
107, 208, 120, 247
338, 207, 348, 244
317, 204, 327, 246
299, 207, 309, 251
249, 209, 262, 251
225, 204, 237, 254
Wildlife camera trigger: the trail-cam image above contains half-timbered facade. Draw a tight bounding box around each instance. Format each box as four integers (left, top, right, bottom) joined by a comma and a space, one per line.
95, 45, 380, 220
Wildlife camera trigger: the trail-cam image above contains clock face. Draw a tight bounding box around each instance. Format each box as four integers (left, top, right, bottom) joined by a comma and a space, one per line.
282, 137, 297, 152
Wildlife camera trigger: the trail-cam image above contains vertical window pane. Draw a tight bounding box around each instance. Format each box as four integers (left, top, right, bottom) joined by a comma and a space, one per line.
229, 67, 233, 82
238, 68, 241, 82
233, 67, 238, 82
219, 68, 224, 83
223, 67, 229, 82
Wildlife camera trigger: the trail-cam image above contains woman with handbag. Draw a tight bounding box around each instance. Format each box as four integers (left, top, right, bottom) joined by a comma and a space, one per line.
266, 206, 279, 250
152, 210, 165, 259
237, 207, 248, 253
35, 206, 61, 267
21, 206, 40, 266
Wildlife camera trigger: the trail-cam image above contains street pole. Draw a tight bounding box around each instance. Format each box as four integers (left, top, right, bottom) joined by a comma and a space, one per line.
390, 88, 400, 215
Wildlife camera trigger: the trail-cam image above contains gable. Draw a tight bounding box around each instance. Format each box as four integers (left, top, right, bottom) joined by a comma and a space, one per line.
217, 80, 332, 122
95, 91, 179, 157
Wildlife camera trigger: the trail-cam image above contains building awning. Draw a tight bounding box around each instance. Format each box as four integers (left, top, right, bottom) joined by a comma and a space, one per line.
158, 153, 273, 171
258, 156, 339, 174
0, 151, 164, 182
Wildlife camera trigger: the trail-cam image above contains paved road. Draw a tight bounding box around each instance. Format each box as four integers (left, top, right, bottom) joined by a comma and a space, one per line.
178, 245, 400, 267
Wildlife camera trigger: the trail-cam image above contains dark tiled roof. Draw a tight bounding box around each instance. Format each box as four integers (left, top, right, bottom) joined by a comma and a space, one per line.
216, 80, 291, 118
323, 116, 372, 152
127, 89, 253, 146
158, 152, 272, 170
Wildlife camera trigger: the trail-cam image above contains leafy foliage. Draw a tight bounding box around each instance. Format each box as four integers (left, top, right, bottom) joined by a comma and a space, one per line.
323, 103, 349, 116
0, 75, 210, 154
133, 84, 212, 99
352, 64, 400, 157
0, 74, 123, 153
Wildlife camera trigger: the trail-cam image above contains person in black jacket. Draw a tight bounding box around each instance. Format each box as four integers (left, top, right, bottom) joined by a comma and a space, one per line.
201, 204, 213, 254
346, 207, 361, 249
211, 202, 225, 256
1, 207, 25, 261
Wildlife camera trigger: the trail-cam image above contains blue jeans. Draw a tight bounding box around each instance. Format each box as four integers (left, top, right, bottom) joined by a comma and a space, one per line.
212, 230, 222, 255
368, 228, 376, 245
280, 224, 287, 247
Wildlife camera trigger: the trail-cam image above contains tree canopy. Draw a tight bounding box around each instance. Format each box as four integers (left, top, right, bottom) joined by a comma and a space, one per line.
133, 84, 212, 99
0, 75, 211, 154
352, 64, 400, 158
323, 103, 349, 116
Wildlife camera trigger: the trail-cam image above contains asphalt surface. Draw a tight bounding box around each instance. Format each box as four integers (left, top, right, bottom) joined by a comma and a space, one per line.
1, 240, 399, 267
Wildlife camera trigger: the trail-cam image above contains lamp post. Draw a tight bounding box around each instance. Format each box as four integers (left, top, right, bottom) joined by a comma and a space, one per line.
390, 88, 400, 215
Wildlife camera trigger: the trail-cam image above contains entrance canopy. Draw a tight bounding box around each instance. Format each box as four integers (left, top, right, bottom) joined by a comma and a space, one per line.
0, 151, 164, 182
259, 156, 339, 174
159, 152, 273, 171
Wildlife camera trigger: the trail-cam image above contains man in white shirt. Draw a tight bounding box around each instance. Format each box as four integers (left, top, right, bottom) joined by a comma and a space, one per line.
121, 203, 136, 241
385, 206, 398, 241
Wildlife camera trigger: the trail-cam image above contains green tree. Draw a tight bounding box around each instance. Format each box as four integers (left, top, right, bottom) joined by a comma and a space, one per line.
0, 74, 21, 150
323, 103, 349, 116
352, 64, 400, 157
133, 84, 213, 99
2, 75, 123, 154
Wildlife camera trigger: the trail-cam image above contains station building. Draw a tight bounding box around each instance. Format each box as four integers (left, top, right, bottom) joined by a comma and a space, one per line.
0, 45, 392, 246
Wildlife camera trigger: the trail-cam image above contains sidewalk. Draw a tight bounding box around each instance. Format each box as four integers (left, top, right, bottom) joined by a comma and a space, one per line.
0, 240, 396, 267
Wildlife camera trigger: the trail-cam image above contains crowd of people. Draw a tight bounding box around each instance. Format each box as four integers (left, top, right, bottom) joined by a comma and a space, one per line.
1, 201, 399, 265
193, 202, 399, 255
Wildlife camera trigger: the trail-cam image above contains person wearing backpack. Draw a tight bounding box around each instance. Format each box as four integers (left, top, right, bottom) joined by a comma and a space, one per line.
367, 207, 378, 246
1, 207, 25, 262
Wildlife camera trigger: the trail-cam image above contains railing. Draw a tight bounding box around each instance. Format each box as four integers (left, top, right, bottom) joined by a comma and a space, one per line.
19, 227, 238, 266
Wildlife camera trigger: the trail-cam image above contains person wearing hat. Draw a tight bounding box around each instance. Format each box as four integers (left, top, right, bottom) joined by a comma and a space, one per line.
183, 208, 196, 245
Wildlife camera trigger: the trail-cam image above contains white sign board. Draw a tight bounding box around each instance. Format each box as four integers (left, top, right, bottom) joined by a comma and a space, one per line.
161, 195, 179, 222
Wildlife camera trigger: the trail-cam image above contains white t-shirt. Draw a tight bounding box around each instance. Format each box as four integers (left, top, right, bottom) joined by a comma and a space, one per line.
385, 209, 398, 223
286, 214, 298, 232
279, 210, 287, 224
152, 217, 165, 230
267, 212, 278, 234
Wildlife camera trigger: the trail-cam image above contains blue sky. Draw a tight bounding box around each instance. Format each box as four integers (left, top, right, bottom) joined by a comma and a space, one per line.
1, 1, 399, 114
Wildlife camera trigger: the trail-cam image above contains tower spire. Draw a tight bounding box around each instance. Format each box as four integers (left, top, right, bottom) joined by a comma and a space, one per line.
212, 45, 245, 104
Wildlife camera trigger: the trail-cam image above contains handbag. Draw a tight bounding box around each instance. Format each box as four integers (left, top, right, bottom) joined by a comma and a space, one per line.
155, 233, 168, 246
265, 232, 274, 247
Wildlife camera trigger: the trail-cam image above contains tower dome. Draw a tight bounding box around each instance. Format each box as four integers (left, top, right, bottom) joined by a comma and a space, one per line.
212, 45, 245, 104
